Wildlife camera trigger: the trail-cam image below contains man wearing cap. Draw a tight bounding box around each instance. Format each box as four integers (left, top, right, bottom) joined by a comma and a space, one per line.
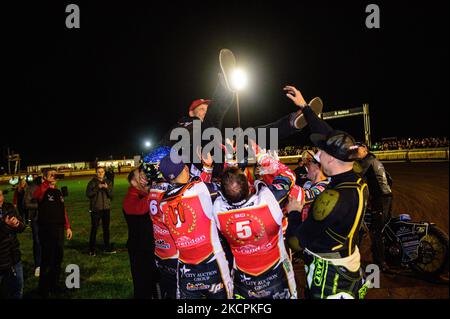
296, 151, 330, 223
160, 73, 234, 150
294, 150, 315, 186
161, 79, 324, 171
354, 143, 393, 272
286, 129, 370, 299
158, 154, 232, 299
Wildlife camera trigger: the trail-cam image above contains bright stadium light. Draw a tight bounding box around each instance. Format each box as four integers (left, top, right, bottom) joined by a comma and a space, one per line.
231, 68, 248, 91
144, 140, 152, 148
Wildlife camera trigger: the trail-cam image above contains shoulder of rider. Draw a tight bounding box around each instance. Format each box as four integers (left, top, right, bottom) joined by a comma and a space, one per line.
311, 189, 341, 221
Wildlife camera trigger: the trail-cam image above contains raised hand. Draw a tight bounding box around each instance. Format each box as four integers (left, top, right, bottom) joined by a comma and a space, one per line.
5, 216, 20, 228
196, 145, 213, 168
284, 85, 307, 108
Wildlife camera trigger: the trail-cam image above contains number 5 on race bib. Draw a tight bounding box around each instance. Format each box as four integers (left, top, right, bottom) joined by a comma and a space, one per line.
236, 220, 252, 239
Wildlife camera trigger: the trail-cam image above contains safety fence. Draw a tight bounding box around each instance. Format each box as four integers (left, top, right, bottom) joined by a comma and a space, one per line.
372, 147, 449, 162
1, 148, 448, 184
0, 166, 134, 183
279, 147, 449, 164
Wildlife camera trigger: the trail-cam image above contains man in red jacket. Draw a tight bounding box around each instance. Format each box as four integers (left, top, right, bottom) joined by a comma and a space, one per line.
33, 168, 72, 297
122, 167, 158, 299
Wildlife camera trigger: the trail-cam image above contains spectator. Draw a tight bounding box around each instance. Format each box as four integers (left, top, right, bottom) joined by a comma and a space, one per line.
86, 167, 115, 256
0, 189, 26, 299
24, 176, 42, 277
13, 177, 28, 224
33, 168, 73, 298
105, 166, 115, 185
371, 137, 449, 151
294, 150, 314, 185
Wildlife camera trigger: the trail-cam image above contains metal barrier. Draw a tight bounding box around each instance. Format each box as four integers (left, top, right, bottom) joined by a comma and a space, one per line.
278, 147, 449, 164
0, 166, 135, 184
1, 148, 447, 184
372, 147, 449, 162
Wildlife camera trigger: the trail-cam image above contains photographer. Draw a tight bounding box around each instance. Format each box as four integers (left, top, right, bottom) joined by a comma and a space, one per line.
86, 167, 114, 255
0, 189, 26, 299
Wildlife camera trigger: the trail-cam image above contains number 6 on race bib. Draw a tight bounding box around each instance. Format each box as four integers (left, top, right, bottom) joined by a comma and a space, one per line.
150, 200, 158, 215
236, 220, 252, 239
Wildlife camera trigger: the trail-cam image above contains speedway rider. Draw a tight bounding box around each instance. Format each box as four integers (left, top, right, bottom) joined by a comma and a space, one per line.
285, 85, 370, 299
287, 130, 370, 299
213, 144, 298, 299
142, 146, 215, 298
158, 153, 232, 299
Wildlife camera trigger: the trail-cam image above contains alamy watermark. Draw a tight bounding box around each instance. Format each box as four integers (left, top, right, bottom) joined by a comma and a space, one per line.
65, 4, 80, 29
365, 264, 380, 288
169, 120, 279, 164
365, 4, 380, 29
65, 264, 80, 289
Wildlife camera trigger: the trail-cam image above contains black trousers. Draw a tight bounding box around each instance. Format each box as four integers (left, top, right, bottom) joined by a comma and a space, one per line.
370, 195, 393, 264
38, 224, 64, 295
89, 209, 111, 251
155, 256, 177, 299
128, 250, 158, 299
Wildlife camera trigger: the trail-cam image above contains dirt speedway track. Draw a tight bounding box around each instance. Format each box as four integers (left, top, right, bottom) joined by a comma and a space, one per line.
291, 162, 449, 299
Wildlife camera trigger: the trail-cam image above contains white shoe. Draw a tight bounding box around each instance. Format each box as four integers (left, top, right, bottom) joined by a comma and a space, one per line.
34, 267, 40, 277
294, 97, 324, 129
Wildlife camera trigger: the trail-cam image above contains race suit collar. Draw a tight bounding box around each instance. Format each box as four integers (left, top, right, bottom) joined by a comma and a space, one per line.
329, 169, 358, 187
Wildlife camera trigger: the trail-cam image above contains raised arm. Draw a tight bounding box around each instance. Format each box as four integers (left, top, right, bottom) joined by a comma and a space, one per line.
284, 85, 333, 135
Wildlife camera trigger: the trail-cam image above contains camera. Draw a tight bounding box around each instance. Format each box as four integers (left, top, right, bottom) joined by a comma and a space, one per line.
61, 186, 69, 197
0, 203, 16, 221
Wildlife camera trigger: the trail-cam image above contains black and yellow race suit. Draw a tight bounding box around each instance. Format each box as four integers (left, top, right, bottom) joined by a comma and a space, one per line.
287, 169, 370, 299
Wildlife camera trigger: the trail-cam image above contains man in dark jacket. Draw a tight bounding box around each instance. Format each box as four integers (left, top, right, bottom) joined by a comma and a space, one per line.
354, 143, 393, 271
33, 168, 73, 298
86, 167, 114, 255
0, 189, 26, 299
123, 167, 158, 299
24, 176, 42, 277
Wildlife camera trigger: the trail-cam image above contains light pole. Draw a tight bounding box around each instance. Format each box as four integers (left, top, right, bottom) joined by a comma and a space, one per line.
230, 68, 248, 128
219, 49, 248, 128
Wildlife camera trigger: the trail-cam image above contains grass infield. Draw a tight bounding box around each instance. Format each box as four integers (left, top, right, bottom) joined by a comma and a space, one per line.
4, 175, 133, 299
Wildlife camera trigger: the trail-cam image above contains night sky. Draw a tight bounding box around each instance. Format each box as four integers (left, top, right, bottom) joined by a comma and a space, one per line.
3, 1, 449, 167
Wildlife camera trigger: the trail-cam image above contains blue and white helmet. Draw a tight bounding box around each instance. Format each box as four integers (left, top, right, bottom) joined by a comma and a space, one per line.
141, 146, 172, 182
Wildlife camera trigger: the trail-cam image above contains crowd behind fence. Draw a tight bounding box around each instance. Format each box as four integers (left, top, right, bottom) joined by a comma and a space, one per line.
277, 137, 449, 156
371, 137, 448, 151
